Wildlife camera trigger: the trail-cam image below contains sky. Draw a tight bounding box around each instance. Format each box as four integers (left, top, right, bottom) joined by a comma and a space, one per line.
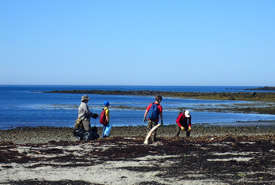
0, 0, 274, 86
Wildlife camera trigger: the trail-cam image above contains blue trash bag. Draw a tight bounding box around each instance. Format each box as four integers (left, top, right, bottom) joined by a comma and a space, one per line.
103, 123, 112, 137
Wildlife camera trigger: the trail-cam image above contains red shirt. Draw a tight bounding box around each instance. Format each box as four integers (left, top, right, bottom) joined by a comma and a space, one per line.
176, 113, 191, 127
146, 103, 162, 122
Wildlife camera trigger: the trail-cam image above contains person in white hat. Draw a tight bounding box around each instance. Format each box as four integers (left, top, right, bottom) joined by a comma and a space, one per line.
78, 95, 98, 131
175, 109, 192, 137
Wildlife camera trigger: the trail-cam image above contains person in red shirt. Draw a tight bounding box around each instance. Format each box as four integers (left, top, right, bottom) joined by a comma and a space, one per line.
175, 110, 191, 137
143, 94, 163, 143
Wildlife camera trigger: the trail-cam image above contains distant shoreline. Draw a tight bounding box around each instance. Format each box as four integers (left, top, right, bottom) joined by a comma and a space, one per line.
44, 89, 275, 102
245, 86, 275, 91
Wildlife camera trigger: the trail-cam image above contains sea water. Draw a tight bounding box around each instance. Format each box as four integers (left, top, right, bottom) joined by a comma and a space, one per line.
0, 85, 275, 129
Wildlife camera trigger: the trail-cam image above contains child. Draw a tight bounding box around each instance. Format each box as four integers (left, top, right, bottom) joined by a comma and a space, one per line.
175, 110, 191, 137
101, 101, 111, 138
143, 94, 163, 143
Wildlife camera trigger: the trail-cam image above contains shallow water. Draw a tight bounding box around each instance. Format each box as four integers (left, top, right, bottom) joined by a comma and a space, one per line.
0, 85, 275, 129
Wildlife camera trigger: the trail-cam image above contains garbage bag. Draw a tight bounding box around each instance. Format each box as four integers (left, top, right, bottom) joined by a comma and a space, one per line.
103, 123, 112, 137
73, 128, 86, 140
83, 131, 99, 141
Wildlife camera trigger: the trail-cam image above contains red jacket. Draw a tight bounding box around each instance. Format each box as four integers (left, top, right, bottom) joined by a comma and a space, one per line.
176, 113, 191, 128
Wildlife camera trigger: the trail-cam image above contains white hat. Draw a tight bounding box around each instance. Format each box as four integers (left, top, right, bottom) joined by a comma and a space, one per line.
185, 110, 190, 118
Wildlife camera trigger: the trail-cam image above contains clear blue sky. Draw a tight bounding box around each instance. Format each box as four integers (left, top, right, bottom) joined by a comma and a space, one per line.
0, 0, 274, 86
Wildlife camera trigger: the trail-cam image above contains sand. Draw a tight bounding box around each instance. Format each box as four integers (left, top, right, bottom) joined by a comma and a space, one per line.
0, 125, 274, 185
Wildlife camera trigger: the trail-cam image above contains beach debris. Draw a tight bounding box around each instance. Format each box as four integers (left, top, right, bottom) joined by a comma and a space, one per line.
144, 124, 162, 145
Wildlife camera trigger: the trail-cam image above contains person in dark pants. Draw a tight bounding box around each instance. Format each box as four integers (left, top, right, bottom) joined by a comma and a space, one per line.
175, 110, 191, 137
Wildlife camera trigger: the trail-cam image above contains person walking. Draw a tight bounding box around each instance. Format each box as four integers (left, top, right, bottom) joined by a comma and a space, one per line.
175, 110, 192, 137
78, 95, 98, 131
143, 94, 163, 143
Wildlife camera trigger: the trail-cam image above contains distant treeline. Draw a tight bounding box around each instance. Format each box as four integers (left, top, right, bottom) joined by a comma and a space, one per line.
245, 86, 275, 91
44, 90, 275, 102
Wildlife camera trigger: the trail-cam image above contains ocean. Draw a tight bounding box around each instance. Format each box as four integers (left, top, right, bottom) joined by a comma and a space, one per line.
0, 85, 275, 130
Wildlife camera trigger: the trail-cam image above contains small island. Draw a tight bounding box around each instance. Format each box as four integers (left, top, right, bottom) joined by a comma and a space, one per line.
44, 89, 275, 102
245, 86, 275, 91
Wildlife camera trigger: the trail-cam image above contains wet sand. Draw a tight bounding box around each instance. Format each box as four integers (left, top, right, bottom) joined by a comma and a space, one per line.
0, 125, 274, 184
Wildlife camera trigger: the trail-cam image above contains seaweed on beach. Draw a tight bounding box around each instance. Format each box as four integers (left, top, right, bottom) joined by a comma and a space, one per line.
1, 126, 275, 184
4, 180, 102, 185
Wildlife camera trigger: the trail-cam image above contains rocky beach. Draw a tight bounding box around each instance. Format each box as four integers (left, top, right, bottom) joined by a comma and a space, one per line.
0, 125, 274, 184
